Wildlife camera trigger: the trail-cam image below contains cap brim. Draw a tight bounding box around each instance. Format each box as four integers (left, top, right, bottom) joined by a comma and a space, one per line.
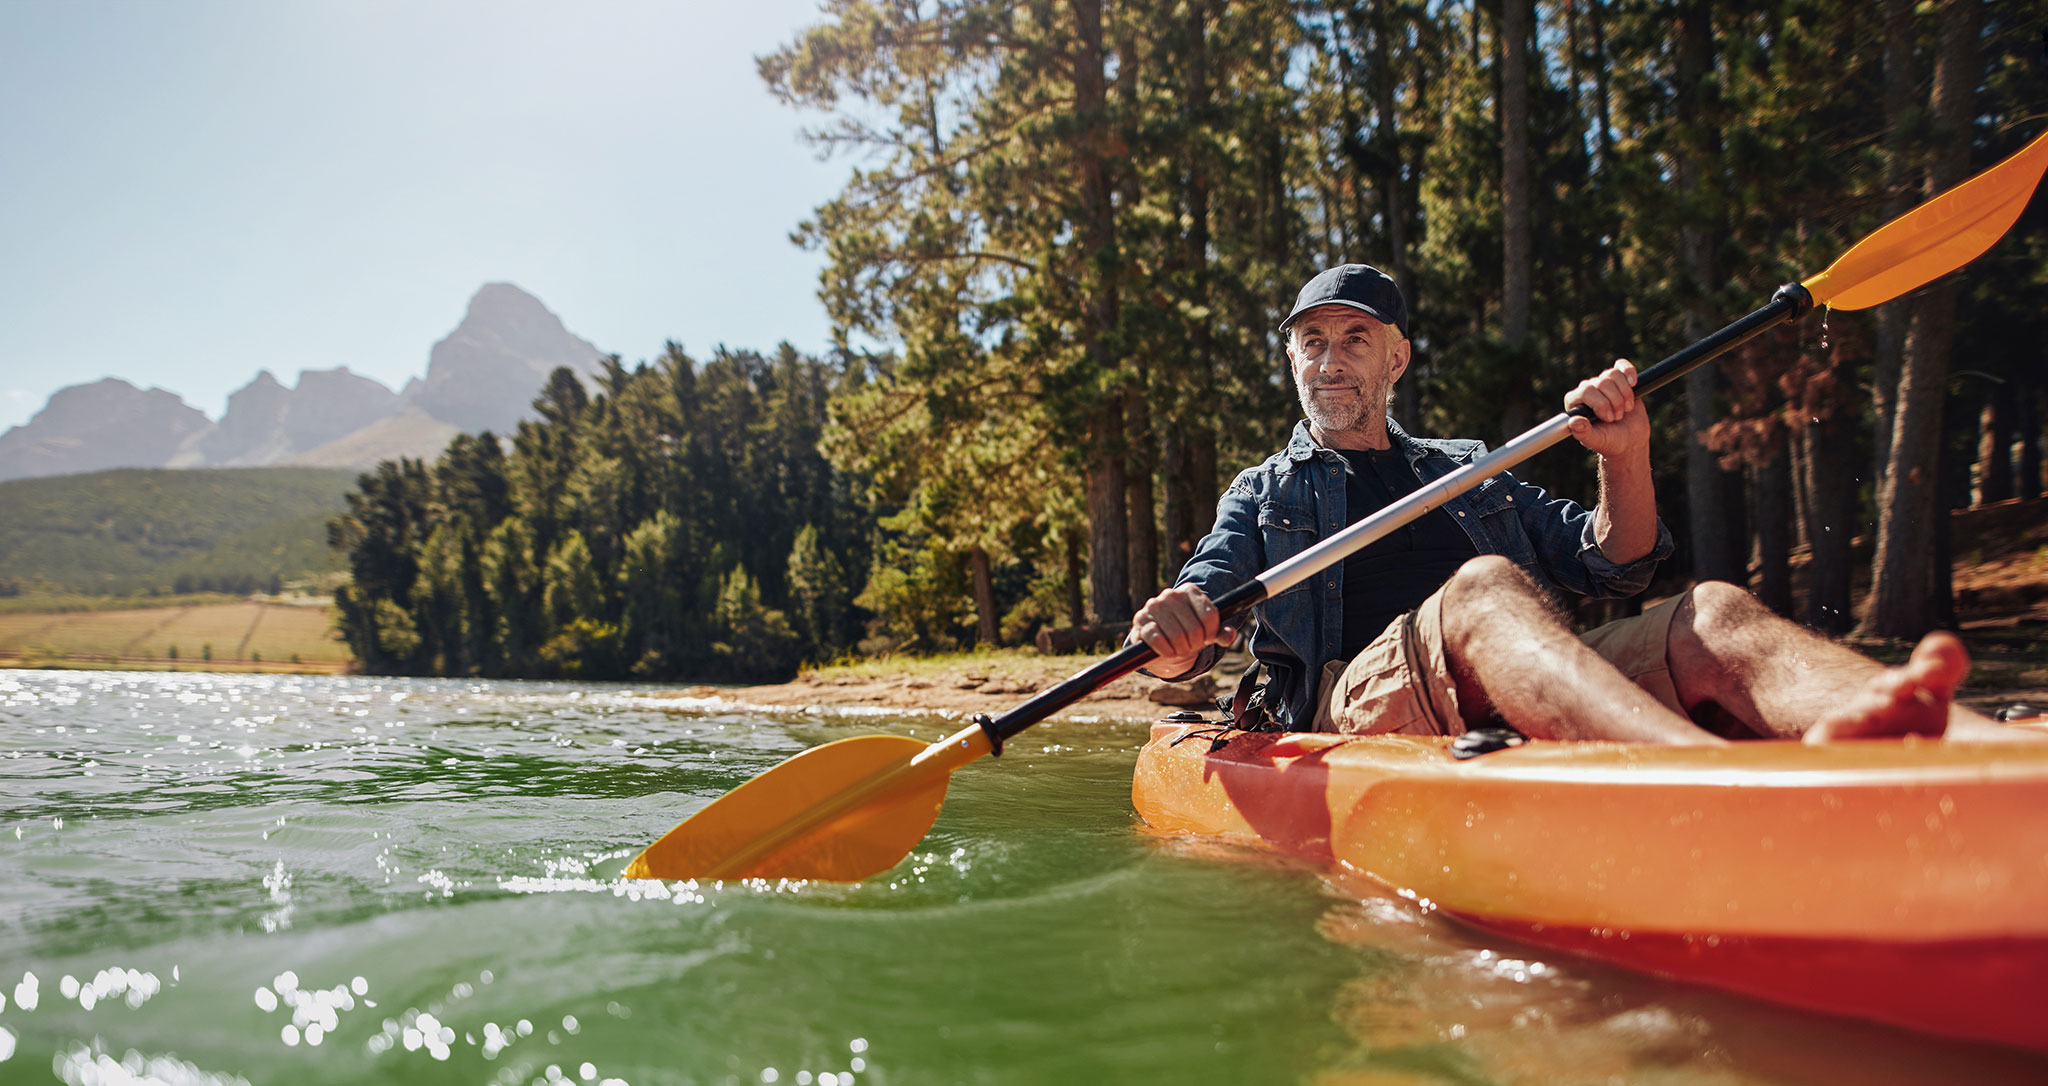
1278, 299, 1397, 333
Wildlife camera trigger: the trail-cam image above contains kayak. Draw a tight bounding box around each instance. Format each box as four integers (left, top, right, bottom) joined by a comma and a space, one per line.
1131, 723, 2048, 1052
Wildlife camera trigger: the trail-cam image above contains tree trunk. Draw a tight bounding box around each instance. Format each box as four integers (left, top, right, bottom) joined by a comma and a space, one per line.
1872, 0, 1916, 496
1583, 0, 1617, 171
1126, 390, 1159, 606
1685, 371, 1744, 582
1500, 0, 1532, 350
1163, 421, 1218, 578
1975, 398, 2012, 506
1070, 0, 1131, 623
1580, 0, 1629, 343
1370, 2, 1420, 427
969, 545, 999, 646
2020, 388, 2043, 499
1788, 415, 1811, 552
1086, 408, 1132, 624
1163, 428, 1196, 576
1936, 389, 1975, 629
1159, 0, 1216, 584
1865, 0, 1980, 639
1750, 439, 1793, 616
1064, 532, 1086, 627
1676, 1, 1741, 583
1114, 12, 1155, 611
1800, 416, 1857, 633
1493, 0, 1536, 441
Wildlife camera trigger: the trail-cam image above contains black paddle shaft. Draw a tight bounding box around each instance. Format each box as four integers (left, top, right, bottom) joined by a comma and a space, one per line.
976, 282, 1814, 753
1631, 283, 1812, 398
978, 580, 1269, 750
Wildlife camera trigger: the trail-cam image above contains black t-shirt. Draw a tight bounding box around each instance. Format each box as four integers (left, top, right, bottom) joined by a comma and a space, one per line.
1336, 447, 1480, 659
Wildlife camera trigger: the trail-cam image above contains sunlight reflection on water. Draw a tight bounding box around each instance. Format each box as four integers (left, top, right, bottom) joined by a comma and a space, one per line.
2, 669, 1190, 1085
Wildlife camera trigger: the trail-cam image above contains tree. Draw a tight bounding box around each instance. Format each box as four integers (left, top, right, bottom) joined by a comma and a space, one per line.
619, 511, 686, 677
1865, 0, 1983, 638
787, 522, 853, 660
709, 565, 801, 681
766, 0, 1181, 625
481, 515, 544, 674
329, 458, 432, 673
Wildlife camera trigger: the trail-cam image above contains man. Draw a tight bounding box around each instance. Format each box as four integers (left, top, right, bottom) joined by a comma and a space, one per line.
1130, 263, 2013, 744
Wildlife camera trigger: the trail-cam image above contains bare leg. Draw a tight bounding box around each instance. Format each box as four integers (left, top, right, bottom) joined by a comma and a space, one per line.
1438, 557, 1721, 745
1662, 581, 2016, 741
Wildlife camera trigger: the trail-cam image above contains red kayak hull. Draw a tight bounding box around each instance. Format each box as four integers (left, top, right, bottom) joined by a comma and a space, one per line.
1132, 724, 2048, 1051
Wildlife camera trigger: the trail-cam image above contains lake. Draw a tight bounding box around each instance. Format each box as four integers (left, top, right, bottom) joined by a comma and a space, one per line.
3, 670, 2043, 1085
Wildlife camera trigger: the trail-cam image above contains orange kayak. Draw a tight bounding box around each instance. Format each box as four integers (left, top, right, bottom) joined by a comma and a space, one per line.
1132, 723, 2048, 1051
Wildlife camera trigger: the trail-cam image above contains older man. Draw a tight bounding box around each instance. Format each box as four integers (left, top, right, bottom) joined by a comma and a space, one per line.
1130, 263, 2008, 743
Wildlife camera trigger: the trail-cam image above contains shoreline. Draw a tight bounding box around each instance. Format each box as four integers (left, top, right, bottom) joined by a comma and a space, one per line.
8, 640, 2042, 724
660, 654, 1229, 724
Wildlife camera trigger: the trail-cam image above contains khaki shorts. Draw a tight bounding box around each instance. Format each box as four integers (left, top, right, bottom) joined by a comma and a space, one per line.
1311, 591, 1686, 735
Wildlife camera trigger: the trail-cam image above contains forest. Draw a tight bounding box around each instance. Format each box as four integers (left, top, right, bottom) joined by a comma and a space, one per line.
331, 0, 2048, 681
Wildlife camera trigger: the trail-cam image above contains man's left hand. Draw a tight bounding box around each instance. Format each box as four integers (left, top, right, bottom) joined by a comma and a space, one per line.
1564, 359, 1649, 459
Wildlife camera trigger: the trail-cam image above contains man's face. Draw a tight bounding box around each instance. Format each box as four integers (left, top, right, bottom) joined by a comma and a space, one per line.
1285, 305, 1409, 435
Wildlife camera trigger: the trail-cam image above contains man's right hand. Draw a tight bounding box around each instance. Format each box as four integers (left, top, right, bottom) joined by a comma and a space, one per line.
1129, 584, 1237, 677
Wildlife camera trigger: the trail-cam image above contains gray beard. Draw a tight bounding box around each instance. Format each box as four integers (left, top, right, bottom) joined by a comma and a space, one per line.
1297, 375, 1389, 436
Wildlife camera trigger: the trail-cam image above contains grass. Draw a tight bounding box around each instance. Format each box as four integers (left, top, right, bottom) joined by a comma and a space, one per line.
0, 592, 244, 616
0, 465, 356, 594
0, 600, 350, 671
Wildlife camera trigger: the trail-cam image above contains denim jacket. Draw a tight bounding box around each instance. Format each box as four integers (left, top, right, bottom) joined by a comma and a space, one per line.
1158, 416, 1673, 730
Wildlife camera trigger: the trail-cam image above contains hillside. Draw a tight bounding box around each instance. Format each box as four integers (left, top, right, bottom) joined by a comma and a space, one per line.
0, 466, 358, 595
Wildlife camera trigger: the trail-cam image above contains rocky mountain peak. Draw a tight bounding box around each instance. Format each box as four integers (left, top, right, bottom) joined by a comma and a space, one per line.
0, 379, 212, 482
404, 283, 606, 435
286, 367, 400, 451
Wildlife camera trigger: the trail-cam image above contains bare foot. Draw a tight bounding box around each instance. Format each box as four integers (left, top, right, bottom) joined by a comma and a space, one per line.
1803, 632, 1966, 743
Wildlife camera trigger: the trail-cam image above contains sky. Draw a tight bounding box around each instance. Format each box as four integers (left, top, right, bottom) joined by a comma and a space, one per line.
0, 0, 850, 431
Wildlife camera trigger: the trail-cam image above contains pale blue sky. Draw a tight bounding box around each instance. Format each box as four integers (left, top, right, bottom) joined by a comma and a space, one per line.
0, 0, 847, 430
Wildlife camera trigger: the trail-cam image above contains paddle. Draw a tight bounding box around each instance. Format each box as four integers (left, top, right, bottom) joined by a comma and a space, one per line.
625, 126, 2048, 884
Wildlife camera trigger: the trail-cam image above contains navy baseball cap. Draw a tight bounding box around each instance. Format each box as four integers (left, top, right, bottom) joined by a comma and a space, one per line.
1279, 264, 1408, 338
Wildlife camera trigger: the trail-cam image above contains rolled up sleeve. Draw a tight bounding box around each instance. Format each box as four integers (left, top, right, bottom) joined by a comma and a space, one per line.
1513, 478, 1674, 600
1140, 477, 1264, 682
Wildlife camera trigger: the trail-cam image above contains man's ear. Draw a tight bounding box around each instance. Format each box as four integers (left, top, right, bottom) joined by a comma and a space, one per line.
1390, 336, 1411, 383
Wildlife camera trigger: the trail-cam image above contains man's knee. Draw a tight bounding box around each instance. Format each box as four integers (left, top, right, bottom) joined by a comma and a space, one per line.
1683, 579, 1772, 636
1439, 556, 1558, 637
1443, 555, 1540, 601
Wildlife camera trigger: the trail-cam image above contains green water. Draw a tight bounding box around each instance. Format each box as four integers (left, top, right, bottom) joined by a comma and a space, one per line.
3, 671, 2044, 1085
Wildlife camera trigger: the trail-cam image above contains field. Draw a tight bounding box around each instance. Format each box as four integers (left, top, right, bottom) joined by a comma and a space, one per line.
0, 600, 350, 672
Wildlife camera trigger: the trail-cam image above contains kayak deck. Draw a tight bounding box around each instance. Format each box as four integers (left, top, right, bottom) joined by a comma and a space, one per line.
1132, 724, 2048, 1051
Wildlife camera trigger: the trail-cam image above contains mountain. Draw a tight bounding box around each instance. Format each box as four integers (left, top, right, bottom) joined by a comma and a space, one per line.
200, 366, 403, 466
0, 283, 608, 481
0, 379, 213, 483
195, 370, 294, 465
285, 407, 460, 468
400, 282, 607, 434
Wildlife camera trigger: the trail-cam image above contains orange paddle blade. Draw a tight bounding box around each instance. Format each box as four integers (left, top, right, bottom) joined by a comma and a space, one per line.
625, 734, 948, 881
1802, 128, 2048, 310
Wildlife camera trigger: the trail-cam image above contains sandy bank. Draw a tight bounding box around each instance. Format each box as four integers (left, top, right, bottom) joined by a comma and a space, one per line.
662, 654, 1237, 723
